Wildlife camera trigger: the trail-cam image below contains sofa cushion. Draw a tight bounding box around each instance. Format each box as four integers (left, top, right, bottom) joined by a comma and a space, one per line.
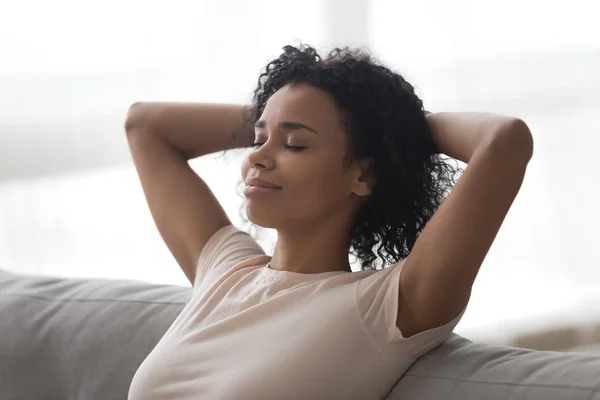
1, 268, 599, 400
0, 269, 190, 400
392, 328, 600, 399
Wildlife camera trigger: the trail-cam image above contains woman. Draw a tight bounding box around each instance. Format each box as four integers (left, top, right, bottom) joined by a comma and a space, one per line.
126, 44, 533, 399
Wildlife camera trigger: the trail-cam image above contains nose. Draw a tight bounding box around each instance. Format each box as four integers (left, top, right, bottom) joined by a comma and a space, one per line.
247, 144, 275, 170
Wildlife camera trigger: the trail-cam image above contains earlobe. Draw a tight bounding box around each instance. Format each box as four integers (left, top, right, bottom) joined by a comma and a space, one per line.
352, 186, 371, 197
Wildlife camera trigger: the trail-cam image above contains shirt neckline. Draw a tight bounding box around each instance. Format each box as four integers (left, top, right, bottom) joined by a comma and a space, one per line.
260, 263, 351, 282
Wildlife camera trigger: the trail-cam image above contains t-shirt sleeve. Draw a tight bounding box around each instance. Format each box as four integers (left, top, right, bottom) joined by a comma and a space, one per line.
356, 259, 466, 359
193, 224, 267, 290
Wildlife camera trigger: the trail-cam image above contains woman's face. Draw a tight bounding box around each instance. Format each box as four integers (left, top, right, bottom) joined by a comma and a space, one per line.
241, 83, 372, 230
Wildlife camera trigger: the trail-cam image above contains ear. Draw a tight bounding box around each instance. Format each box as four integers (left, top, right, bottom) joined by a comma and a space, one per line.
351, 158, 376, 197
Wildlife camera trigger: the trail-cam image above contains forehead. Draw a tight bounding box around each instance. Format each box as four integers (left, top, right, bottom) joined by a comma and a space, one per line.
262, 83, 342, 131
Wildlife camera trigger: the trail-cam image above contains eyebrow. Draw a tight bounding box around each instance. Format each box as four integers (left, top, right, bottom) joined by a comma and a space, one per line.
254, 120, 318, 134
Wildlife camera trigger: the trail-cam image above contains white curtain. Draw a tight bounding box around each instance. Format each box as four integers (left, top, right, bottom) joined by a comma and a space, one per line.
1, 0, 598, 344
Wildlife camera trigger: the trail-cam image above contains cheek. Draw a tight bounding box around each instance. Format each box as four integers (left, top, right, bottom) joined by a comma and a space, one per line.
319, 155, 346, 184
292, 158, 344, 197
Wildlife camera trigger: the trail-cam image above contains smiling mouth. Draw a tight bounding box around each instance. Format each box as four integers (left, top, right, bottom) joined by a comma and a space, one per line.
243, 185, 281, 197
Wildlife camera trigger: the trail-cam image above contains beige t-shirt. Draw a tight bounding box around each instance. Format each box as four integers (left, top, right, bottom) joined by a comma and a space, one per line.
128, 225, 465, 400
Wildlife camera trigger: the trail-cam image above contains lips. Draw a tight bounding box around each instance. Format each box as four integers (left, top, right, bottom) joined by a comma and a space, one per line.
245, 177, 282, 189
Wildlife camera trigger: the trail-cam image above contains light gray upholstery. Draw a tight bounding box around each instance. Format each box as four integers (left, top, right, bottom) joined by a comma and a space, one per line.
1, 268, 599, 400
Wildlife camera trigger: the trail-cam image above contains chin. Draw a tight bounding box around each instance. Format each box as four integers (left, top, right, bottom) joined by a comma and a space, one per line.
246, 204, 278, 229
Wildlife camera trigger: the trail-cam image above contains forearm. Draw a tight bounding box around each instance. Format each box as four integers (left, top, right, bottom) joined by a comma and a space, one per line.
125, 102, 255, 160
425, 111, 530, 163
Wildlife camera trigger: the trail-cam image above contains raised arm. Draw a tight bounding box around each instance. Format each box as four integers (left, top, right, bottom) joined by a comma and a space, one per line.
126, 102, 255, 159
125, 102, 254, 286
397, 112, 534, 337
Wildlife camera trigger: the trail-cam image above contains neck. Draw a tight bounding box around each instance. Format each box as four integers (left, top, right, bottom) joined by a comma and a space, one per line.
269, 219, 354, 274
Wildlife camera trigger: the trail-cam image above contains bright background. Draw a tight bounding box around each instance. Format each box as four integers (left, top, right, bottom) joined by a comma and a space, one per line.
1, 0, 599, 347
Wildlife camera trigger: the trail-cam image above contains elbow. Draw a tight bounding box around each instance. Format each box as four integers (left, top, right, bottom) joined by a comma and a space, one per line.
507, 118, 534, 156
492, 119, 534, 163
124, 102, 149, 134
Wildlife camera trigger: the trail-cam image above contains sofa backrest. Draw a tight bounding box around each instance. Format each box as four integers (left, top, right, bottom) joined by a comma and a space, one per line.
0, 269, 188, 400
1, 268, 599, 400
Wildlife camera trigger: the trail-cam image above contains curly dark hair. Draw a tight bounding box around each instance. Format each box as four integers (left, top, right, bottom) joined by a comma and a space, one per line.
227, 43, 463, 271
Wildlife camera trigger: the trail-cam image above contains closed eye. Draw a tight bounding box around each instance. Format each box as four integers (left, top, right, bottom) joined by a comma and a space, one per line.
251, 143, 306, 152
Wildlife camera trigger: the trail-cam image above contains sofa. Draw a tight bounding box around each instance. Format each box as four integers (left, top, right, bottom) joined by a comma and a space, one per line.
1, 268, 599, 400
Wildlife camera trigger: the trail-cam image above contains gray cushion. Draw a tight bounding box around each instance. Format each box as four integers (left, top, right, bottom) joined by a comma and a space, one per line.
392, 334, 600, 399
1, 268, 599, 400
0, 269, 189, 400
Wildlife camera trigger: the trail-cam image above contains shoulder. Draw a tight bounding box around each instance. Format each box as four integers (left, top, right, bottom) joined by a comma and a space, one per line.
194, 224, 268, 289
